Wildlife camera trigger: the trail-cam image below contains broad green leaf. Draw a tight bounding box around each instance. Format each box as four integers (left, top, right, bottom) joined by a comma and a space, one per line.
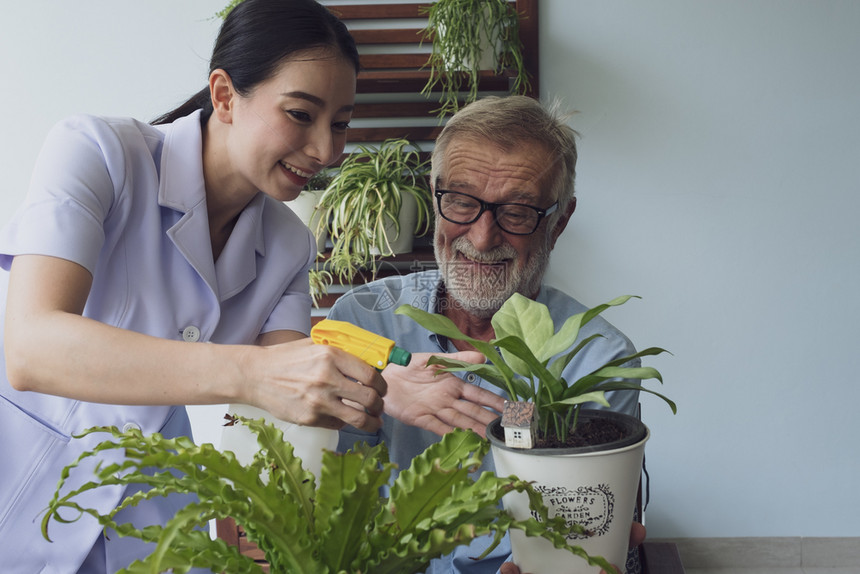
537, 295, 637, 361
546, 333, 605, 379
395, 304, 515, 381
545, 391, 611, 410
317, 445, 392, 571
492, 293, 554, 353
566, 347, 670, 398
390, 430, 487, 533
424, 355, 529, 399
493, 335, 563, 400
590, 380, 678, 414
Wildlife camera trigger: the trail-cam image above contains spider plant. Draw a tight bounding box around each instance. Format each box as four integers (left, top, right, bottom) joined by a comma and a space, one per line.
420, 0, 531, 118
315, 138, 433, 284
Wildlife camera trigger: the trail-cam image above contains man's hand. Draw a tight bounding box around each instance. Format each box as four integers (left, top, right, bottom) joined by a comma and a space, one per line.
381, 351, 505, 437
499, 521, 647, 574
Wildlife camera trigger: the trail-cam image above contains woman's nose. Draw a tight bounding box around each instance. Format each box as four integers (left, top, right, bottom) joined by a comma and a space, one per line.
304, 125, 337, 166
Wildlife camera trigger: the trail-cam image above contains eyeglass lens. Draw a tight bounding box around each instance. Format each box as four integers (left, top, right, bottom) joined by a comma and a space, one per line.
438, 191, 544, 235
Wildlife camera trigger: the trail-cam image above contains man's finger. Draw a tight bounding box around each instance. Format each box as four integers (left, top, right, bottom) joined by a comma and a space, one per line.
460, 383, 506, 412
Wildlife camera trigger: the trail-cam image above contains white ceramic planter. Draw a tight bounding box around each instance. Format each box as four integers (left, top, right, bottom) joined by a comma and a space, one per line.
220, 404, 338, 478
286, 190, 328, 254
370, 191, 417, 255
488, 410, 648, 573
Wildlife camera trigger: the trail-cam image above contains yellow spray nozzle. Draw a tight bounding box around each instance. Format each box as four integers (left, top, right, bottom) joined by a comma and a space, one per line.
311, 319, 411, 370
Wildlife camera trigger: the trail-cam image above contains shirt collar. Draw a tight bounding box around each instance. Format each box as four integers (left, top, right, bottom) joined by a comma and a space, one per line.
157, 110, 207, 213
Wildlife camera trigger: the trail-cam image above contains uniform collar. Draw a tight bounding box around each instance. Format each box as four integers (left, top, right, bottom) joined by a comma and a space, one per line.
158, 110, 266, 300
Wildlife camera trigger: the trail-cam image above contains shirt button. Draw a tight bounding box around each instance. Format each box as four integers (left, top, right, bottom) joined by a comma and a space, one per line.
122, 422, 142, 433
182, 326, 201, 342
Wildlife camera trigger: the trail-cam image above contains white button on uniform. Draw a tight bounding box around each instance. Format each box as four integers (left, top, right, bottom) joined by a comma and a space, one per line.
181, 326, 201, 342
122, 422, 142, 433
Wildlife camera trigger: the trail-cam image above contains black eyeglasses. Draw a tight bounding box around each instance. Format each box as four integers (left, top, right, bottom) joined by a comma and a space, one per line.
435, 190, 558, 235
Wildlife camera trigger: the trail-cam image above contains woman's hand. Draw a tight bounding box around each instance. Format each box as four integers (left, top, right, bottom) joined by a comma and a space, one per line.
499, 521, 647, 574
380, 351, 506, 437
243, 337, 388, 432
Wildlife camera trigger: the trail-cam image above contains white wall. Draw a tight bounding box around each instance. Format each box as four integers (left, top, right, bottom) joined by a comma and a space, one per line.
540, 1, 860, 538
2, 1, 858, 541
0, 0, 225, 226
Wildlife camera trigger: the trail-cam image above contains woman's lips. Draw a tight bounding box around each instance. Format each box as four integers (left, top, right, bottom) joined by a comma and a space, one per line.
279, 161, 312, 186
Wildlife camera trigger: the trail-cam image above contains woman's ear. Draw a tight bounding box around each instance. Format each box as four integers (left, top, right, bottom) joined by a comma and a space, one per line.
209, 69, 235, 124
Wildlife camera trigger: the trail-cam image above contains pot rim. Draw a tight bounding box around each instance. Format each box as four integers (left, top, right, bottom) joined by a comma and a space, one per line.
486, 409, 649, 456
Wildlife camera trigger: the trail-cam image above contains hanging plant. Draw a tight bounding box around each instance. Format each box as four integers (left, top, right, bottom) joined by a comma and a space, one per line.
420, 0, 531, 118
315, 138, 432, 284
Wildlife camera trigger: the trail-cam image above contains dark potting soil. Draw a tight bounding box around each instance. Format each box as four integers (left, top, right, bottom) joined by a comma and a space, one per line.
537, 417, 628, 449
492, 416, 630, 449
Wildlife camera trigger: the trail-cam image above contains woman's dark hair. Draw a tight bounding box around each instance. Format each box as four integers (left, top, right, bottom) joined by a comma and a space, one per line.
151, 0, 359, 125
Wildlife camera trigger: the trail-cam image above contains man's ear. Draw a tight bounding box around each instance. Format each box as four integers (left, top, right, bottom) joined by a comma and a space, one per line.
549, 196, 576, 250
209, 69, 235, 124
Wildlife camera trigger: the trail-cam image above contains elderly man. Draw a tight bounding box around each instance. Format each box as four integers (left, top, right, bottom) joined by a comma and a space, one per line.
331, 95, 643, 574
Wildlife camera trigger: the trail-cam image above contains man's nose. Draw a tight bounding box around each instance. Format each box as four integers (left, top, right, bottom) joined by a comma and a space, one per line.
465, 209, 504, 251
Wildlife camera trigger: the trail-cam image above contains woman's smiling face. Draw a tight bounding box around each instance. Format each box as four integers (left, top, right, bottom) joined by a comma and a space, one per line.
223, 48, 356, 202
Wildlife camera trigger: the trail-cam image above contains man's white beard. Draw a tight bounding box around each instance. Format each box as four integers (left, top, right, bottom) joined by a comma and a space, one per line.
435, 232, 551, 319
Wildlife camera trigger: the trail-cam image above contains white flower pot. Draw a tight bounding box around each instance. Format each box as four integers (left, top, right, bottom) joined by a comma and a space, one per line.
488, 410, 648, 573
220, 404, 338, 478
370, 191, 417, 255
286, 190, 328, 254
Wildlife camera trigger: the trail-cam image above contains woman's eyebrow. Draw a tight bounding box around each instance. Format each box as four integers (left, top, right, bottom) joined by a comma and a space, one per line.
281, 91, 354, 113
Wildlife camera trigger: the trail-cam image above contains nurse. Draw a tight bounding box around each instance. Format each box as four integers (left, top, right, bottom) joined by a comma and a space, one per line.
0, 0, 386, 571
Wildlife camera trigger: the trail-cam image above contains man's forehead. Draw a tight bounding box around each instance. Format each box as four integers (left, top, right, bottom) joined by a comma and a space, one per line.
440, 139, 553, 196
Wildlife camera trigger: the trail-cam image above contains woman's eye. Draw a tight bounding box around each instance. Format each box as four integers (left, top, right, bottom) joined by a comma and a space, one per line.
287, 110, 312, 122
332, 121, 351, 133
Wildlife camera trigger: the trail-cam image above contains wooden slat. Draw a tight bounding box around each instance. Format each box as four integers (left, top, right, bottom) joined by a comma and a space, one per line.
238, 539, 266, 560
215, 518, 239, 546
359, 53, 430, 70
327, 150, 432, 168
357, 70, 515, 94
347, 125, 442, 143
351, 28, 426, 45
327, 3, 432, 20
352, 101, 442, 118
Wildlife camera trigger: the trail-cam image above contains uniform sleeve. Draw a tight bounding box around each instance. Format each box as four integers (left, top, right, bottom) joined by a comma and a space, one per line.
0, 115, 127, 274
258, 222, 316, 337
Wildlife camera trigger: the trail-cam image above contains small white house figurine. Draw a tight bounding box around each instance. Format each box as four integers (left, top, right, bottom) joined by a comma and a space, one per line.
501, 401, 536, 449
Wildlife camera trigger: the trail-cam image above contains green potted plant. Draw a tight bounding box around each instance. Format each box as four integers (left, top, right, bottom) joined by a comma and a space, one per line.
396, 293, 676, 572
42, 417, 617, 573
315, 138, 433, 284
420, 0, 531, 118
